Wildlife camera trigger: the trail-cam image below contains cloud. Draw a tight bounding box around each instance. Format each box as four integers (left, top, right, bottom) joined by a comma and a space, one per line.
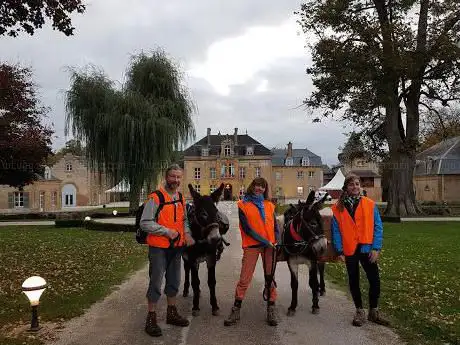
0, 0, 349, 166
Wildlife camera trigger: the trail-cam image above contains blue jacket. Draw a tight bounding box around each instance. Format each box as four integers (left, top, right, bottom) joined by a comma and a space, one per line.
331, 204, 383, 255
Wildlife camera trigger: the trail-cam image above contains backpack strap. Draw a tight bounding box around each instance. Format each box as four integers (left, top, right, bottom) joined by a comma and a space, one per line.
152, 190, 165, 221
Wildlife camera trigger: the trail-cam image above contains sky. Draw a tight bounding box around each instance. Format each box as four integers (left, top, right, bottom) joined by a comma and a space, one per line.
0, 0, 354, 166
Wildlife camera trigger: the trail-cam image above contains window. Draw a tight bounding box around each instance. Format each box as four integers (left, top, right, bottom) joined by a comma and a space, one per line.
255, 167, 261, 177
246, 146, 254, 155
229, 163, 235, 177
239, 167, 246, 179
301, 157, 310, 166
356, 160, 365, 167
297, 171, 304, 179
194, 167, 201, 179
51, 191, 57, 208
308, 171, 315, 178
239, 186, 245, 198
14, 192, 24, 208
44, 167, 51, 180
194, 184, 201, 193
276, 187, 283, 196
221, 163, 235, 178
65, 194, 74, 206
65, 162, 72, 172
297, 187, 304, 196
224, 145, 231, 156
210, 167, 216, 179
210, 185, 216, 193
201, 148, 209, 157
285, 158, 293, 166
275, 172, 282, 180
39, 191, 45, 211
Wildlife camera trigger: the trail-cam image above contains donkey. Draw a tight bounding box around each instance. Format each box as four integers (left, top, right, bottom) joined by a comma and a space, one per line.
182, 183, 230, 317
277, 190, 329, 316
283, 202, 326, 296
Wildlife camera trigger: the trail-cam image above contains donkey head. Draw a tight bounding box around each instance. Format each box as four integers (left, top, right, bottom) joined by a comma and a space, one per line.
188, 183, 226, 245
296, 190, 329, 258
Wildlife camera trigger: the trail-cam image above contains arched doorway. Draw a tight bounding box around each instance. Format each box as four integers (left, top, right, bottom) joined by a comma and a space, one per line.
224, 184, 233, 201
62, 184, 77, 208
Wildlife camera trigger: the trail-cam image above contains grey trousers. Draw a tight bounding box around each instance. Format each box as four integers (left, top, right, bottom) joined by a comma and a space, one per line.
146, 246, 183, 303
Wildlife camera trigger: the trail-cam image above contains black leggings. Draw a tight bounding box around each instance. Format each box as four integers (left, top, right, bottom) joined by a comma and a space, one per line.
345, 247, 380, 309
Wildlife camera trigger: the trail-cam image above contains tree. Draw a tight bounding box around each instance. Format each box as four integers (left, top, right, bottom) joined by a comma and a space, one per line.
338, 131, 368, 164
65, 50, 196, 213
297, 0, 460, 216
0, 0, 86, 37
0, 63, 53, 188
46, 139, 86, 166
419, 106, 460, 151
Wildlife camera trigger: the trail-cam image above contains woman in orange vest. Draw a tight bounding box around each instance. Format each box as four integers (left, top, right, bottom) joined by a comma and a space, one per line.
331, 173, 390, 327
224, 177, 279, 327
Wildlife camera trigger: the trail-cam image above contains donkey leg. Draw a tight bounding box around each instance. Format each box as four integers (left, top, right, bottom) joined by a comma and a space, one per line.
287, 258, 299, 316
191, 263, 201, 316
207, 262, 219, 316
318, 262, 326, 296
309, 261, 320, 314
183, 258, 190, 297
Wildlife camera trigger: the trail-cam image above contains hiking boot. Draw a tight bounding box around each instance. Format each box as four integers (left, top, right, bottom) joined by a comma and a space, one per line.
368, 308, 390, 326
223, 306, 240, 326
352, 308, 366, 327
166, 305, 189, 327
267, 305, 278, 326
145, 311, 162, 337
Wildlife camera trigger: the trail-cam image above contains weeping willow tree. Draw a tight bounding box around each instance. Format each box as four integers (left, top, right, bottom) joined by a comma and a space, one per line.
65, 50, 196, 213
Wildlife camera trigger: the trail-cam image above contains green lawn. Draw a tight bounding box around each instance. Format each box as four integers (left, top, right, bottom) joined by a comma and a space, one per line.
325, 222, 460, 345
0, 226, 147, 345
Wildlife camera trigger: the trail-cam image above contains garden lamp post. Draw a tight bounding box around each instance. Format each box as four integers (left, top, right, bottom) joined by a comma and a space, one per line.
22, 276, 47, 332
112, 210, 118, 216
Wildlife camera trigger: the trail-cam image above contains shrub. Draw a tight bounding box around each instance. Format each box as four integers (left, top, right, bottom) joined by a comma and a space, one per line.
55, 219, 84, 228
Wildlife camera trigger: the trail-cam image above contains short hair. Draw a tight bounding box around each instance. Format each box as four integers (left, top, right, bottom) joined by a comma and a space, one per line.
165, 164, 182, 177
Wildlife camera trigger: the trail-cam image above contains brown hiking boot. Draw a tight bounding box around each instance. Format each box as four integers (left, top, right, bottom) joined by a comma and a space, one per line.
166, 305, 189, 327
352, 308, 366, 327
223, 306, 240, 326
368, 308, 390, 326
145, 311, 162, 337
267, 305, 278, 326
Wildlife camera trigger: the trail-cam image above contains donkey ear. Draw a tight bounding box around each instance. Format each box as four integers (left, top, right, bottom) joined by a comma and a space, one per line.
312, 192, 328, 210
188, 184, 200, 200
306, 190, 316, 205
211, 183, 225, 203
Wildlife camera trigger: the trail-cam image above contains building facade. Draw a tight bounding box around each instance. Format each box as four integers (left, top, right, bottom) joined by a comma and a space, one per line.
341, 157, 382, 201
183, 130, 325, 201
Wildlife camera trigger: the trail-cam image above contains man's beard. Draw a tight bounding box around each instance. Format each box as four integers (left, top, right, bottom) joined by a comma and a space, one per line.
166, 181, 179, 189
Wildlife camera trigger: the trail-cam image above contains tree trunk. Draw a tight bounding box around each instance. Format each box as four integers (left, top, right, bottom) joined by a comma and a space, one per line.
128, 183, 141, 215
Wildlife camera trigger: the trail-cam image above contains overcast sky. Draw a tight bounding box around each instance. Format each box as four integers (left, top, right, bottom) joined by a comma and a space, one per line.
1, 0, 354, 166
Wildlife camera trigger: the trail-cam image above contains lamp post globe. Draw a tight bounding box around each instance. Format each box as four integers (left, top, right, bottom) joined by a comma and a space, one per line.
22, 276, 47, 332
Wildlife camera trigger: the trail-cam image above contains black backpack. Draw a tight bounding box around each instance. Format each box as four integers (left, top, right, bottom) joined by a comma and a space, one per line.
135, 190, 184, 244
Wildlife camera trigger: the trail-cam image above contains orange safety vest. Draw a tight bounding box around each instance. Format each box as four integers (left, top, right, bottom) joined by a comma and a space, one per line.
146, 188, 185, 248
331, 196, 375, 256
237, 199, 276, 248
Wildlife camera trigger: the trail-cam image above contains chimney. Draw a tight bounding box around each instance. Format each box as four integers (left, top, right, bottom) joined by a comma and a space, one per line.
234, 128, 238, 145
287, 141, 293, 157
207, 128, 211, 146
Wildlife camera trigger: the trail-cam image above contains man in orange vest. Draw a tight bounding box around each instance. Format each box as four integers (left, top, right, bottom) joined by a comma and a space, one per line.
331, 173, 389, 327
140, 164, 195, 337
224, 177, 279, 327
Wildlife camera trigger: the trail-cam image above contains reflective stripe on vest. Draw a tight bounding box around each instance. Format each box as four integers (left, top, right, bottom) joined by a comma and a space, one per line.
237, 199, 276, 248
146, 188, 185, 248
331, 197, 375, 256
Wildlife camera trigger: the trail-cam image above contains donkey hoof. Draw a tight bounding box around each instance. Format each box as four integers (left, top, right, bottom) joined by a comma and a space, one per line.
312, 307, 320, 315
287, 308, 296, 317
212, 308, 220, 316
192, 309, 200, 317
320, 290, 326, 297
183, 290, 189, 297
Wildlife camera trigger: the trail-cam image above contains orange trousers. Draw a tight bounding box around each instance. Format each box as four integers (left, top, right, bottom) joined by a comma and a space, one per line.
235, 247, 277, 302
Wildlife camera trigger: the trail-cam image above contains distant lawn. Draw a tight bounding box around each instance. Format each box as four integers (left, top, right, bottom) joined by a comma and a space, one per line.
325, 222, 459, 345
0, 226, 147, 345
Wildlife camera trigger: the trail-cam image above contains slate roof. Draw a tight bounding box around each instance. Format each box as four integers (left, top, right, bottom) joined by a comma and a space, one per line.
271, 148, 323, 167
415, 136, 460, 175
183, 134, 272, 157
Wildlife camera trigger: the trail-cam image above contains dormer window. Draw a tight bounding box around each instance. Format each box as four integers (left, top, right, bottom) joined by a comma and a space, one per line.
285, 157, 293, 166
201, 148, 209, 157
65, 163, 72, 172
246, 146, 254, 155
44, 166, 51, 180
301, 157, 310, 166
224, 145, 231, 156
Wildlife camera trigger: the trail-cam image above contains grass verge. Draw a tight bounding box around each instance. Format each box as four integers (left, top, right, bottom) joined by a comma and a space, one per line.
324, 222, 459, 345
0, 225, 147, 345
